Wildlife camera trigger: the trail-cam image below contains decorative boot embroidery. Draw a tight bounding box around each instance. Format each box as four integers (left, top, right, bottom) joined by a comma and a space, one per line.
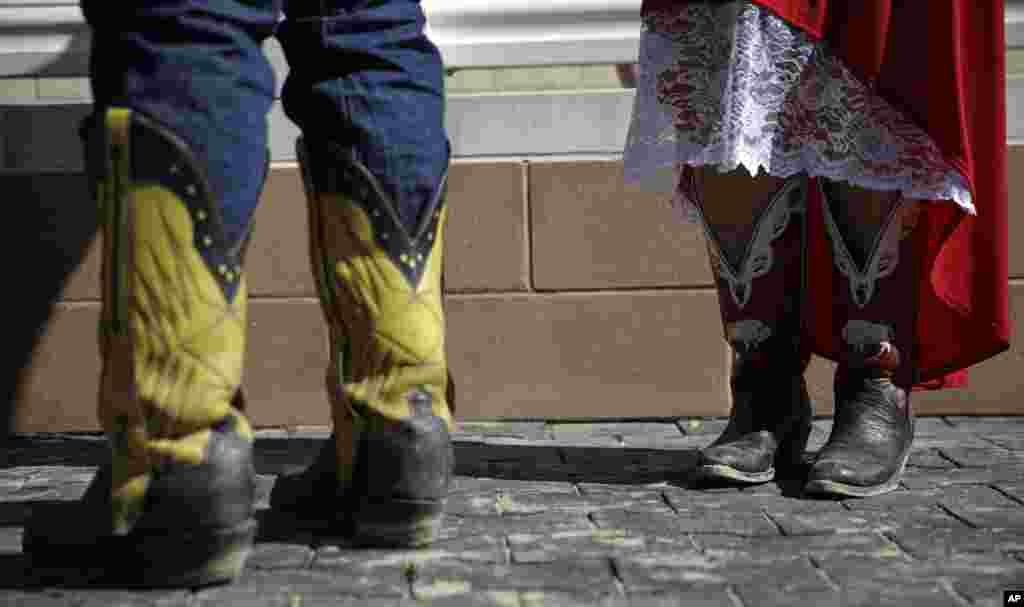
820, 184, 907, 309
687, 171, 806, 309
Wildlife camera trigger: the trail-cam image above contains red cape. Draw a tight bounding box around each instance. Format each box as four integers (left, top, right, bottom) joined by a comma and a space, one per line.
647, 0, 1011, 387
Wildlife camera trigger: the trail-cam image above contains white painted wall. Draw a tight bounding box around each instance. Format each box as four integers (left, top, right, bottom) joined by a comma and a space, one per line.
0, 1, 1021, 162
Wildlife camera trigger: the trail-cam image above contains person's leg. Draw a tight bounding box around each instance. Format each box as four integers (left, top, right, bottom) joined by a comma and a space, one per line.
269, 0, 454, 547
685, 166, 813, 484
805, 182, 919, 497
22, 0, 278, 586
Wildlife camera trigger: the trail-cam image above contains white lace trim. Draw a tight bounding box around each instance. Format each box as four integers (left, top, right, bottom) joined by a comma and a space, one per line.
623, 1, 974, 219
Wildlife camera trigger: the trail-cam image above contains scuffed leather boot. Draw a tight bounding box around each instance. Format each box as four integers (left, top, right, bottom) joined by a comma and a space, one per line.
805, 181, 919, 497
683, 168, 813, 483
23, 109, 258, 586
270, 138, 453, 547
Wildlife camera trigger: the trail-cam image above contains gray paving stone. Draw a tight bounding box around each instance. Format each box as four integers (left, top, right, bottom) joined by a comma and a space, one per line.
508, 529, 647, 563
518, 589, 625, 607
547, 423, 684, 448
59, 590, 192, 606
418, 534, 509, 565
887, 526, 1024, 559
694, 532, 903, 560
454, 444, 567, 480
906, 448, 958, 469
245, 542, 315, 571
558, 448, 692, 484
836, 583, 960, 607
590, 509, 686, 536
911, 417, 958, 435
995, 483, 1024, 505
0, 479, 25, 495
441, 512, 591, 538
826, 504, 969, 531
939, 447, 1024, 468
547, 423, 629, 446
901, 467, 1024, 489
0, 593, 83, 607
949, 569, 1024, 606
986, 436, 1024, 450
625, 588, 735, 607
939, 484, 1022, 509
612, 551, 729, 592
763, 510, 887, 536
195, 570, 406, 605
0, 486, 59, 502
675, 510, 780, 537
0, 590, 189, 607
450, 478, 577, 495
944, 507, 1024, 529
576, 484, 673, 507
810, 554, 924, 588
454, 422, 551, 442
3, 426, 1023, 606
944, 417, 1024, 433
446, 492, 501, 517
497, 489, 666, 516
842, 487, 945, 511
412, 560, 617, 598
662, 489, 769, 512
415, 590, 523, 606
306, 546, 412, 597
911, 434, 995, 449
735, 587, 841, 607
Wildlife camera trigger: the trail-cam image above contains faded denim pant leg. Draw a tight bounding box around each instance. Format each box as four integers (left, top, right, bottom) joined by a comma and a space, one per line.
81, 0, 449, 242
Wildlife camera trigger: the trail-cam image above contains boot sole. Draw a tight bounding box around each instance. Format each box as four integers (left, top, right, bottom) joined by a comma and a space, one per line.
694, 419, 811, 485
25, 517, 256, 588
694, 464, 774, 484
351, 497, 446, 548
803, 450, 910, 498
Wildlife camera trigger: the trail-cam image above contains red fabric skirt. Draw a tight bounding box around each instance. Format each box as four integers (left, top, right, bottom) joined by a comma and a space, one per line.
644, 0, 1010, 387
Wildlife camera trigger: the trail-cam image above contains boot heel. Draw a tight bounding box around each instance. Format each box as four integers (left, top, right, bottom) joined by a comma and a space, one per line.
351, 497, 445, 547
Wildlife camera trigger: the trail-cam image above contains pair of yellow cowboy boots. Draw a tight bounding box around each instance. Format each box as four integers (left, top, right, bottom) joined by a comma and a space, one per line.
22, 108, 454, 586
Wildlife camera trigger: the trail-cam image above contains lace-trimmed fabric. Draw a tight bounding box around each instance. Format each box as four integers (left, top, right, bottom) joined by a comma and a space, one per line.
623, 1, 974, 220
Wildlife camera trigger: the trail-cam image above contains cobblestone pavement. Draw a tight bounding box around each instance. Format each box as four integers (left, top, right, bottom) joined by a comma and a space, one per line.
1, 417, 1023, 606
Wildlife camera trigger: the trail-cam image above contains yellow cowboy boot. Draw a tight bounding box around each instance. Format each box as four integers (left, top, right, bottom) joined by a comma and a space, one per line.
23, 109, 258, 586
270, 138, 454, 547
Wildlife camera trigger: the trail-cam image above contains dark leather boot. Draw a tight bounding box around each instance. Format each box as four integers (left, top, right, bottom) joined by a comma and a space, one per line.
805, 181, 919, 497
23, 109, 258, 586
270, 138, 453, 547
683, 169, 814, 483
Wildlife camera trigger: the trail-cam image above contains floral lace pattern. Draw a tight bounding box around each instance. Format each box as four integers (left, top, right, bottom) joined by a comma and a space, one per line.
622, 1, 974, 220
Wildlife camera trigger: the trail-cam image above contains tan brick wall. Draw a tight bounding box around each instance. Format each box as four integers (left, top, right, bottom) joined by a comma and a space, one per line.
8, 149, 1023, 432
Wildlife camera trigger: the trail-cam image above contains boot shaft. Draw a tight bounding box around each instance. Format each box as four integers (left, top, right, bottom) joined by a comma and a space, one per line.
680, 167, 810, 373
298, 138, 452, 429
87, 108, 255, 534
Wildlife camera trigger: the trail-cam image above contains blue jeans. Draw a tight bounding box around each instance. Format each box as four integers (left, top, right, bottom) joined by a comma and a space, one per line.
81, 0, 449, 245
